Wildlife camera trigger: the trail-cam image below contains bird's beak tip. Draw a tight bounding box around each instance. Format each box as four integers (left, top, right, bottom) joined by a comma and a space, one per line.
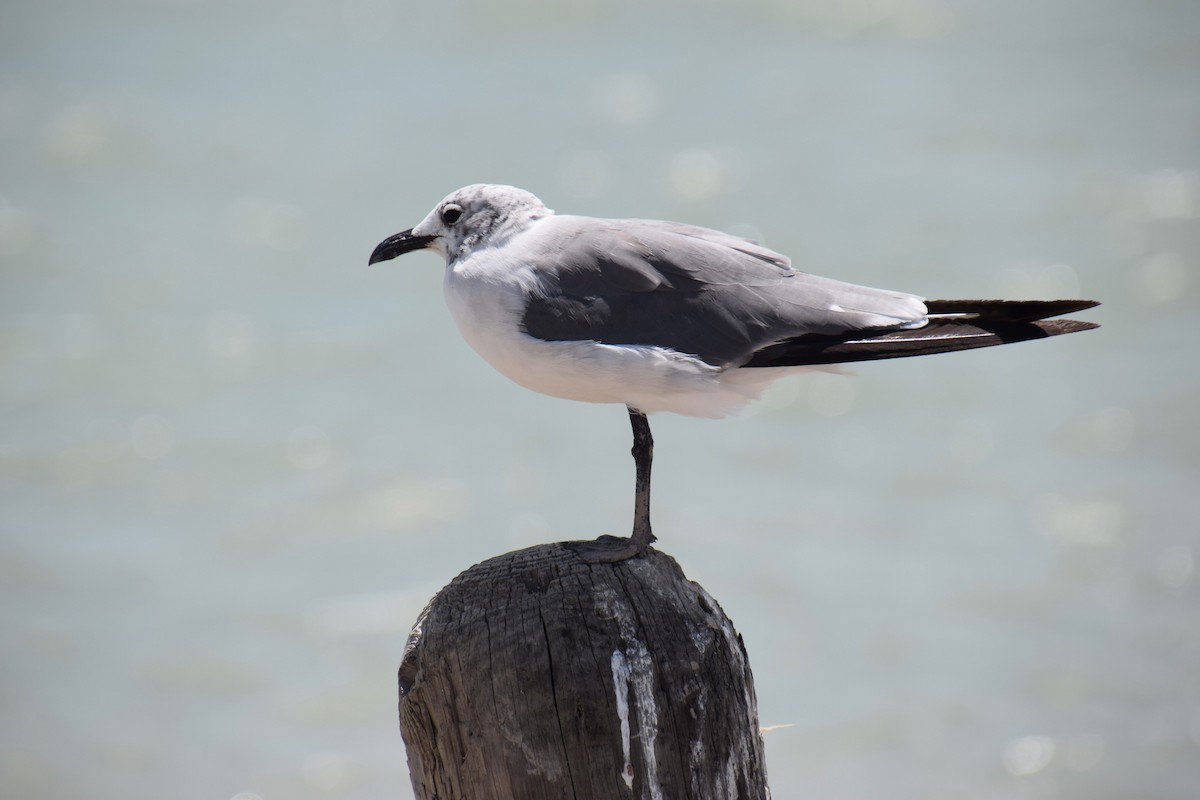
368, 229, 436, 265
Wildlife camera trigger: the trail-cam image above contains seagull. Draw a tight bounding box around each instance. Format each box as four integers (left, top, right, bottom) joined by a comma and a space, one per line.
369, 184, 1098, 561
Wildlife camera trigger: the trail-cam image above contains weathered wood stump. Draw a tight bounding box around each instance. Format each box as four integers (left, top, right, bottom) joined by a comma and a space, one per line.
398, 542, 769, 799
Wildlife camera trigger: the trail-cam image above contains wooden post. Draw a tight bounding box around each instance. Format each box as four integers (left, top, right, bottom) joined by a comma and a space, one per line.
398, 542, 770, 800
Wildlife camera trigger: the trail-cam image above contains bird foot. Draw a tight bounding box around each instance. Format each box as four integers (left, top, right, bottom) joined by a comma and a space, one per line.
565, 535, 652, 564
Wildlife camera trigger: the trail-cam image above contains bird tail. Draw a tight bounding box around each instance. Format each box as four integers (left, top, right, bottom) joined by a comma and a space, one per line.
744, 299, 1099, 368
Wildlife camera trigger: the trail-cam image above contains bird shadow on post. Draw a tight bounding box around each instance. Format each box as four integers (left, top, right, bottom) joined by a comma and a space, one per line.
397, 542, 770, 800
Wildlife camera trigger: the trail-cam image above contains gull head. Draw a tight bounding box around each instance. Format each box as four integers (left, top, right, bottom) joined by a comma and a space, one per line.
369, 184, 553, 266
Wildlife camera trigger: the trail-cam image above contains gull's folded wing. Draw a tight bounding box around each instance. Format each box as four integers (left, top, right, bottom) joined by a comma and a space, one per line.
744, 300, 1099, 367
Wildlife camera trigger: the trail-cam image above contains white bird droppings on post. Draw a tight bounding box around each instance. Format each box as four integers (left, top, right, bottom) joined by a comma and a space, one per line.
625, 640, 663, 800
611, 650, 634, 790
600, 586, 665, 799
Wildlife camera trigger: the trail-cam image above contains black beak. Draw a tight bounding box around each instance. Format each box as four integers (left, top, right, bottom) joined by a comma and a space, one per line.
368, 228, 437, 265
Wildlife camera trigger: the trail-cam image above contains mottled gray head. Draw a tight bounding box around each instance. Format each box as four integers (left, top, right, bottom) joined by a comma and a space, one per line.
369, 184, 553, 266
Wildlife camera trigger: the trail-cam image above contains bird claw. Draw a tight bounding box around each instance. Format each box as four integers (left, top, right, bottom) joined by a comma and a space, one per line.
565, 535, 651, 564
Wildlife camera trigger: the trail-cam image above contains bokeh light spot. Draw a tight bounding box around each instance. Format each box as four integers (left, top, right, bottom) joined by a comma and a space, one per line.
1033, 494, 1125, 547
302, 751, 350, 790
1127, 169, 1200, 219
594, 72, 660, 126
989, 261, 1080, 300
1134, 251, 1188, 303
988, 265, 1038, 299
761, 376, 801, 410
1036, 262, 1081, 298
668, 148, 725, 202
206, 311, 256, 360
357, 478, 469, 528
1003, 734, 1056, 776
45, 103, 110, 163
722, 222, 766, 246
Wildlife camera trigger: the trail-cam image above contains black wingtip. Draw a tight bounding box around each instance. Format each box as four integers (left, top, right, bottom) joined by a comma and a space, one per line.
1037, 318, 1100, 335
923, 299, 1100, 324
744, 315, 1100, 368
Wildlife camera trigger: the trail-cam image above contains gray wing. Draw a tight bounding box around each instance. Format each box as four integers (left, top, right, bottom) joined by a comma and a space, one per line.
519, 215, 926, 368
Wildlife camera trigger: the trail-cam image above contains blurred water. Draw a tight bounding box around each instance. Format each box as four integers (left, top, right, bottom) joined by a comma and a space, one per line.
2, 1, 1198, 798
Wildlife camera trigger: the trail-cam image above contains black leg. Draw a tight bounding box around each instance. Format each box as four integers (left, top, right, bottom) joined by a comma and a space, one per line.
628, 406, 656, 551
566, 406, 657, 563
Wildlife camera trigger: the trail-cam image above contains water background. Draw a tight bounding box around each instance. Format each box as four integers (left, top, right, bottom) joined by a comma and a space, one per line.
2, 1, 1198, 798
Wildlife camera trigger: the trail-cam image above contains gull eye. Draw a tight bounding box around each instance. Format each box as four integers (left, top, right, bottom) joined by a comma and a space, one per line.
440, 204, 463, 225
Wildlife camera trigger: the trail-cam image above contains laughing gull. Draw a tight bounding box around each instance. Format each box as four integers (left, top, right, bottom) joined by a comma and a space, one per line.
369, 184, 1098, 561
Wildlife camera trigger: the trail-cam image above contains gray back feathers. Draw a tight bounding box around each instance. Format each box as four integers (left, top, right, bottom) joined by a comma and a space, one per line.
520, 215, 927, 368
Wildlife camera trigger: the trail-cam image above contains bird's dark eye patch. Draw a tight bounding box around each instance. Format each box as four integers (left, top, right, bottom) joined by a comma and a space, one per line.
441, 204, 463, 225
